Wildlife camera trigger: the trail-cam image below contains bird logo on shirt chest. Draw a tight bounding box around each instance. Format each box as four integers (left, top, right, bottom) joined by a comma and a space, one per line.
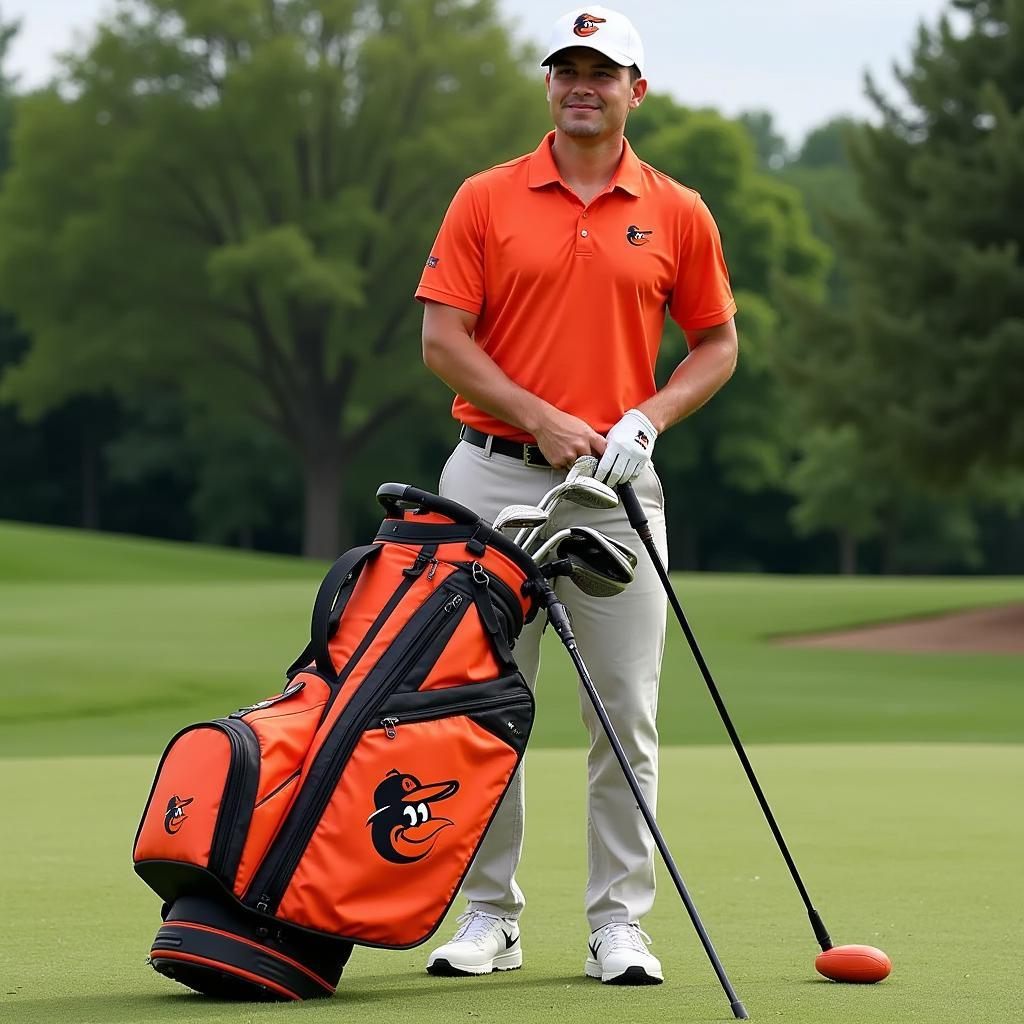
626, 224, 654, 247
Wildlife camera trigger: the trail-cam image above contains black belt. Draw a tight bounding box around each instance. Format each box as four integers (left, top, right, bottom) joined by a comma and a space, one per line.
459, 425, 551, 468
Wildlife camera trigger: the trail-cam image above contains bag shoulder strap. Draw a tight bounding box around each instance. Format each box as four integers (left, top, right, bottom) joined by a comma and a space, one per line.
286, 544, 382, 679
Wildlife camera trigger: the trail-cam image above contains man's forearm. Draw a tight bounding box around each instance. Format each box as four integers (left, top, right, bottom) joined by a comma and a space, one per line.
638, 327, 738, 433
422, 328, 551, 436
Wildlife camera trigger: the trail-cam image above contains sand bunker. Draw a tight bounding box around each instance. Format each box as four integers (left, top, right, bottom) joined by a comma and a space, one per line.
780, 604, 1024, 655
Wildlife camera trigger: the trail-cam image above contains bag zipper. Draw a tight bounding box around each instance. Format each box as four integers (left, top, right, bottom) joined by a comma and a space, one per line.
377, 694, 532, 739
229, 680, 306, 718
208, 719, 261, 880
444, 558, 523, 639
248, 583, 469, 914
315, 546, 440, 724
254, 768, 302, 810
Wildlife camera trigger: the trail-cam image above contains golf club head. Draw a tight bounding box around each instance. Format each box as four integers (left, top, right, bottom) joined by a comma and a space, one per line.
557, 476, 618, 510
566, 455, 599, 481
492, 503, 549, 533
530, 527, 575, 564
532, 526, 636, 596
565, 526, 638, 572
516, 476, 620, 550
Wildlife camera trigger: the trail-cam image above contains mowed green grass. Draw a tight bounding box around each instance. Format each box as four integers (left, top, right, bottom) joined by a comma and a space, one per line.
2, 746, 1021, 1024
1, 520, 1023, 756
1, 522, 1021, 1022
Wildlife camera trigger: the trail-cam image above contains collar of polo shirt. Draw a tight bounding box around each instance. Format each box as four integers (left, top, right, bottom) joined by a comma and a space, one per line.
527, 131, 643, 198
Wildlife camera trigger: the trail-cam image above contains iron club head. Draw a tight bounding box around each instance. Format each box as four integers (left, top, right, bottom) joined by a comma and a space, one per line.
492, 503, 550, 534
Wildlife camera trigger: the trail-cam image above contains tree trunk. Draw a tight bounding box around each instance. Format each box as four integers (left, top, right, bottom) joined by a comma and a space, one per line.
838, 528, 857, 575
81, 436, 100, 530
302, 451, 343, 559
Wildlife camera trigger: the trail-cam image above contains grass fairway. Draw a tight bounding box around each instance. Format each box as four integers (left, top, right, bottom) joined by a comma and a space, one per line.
2, 521, 1023, 755
1, 522, 1021, 1022
2, 745, 1021, 1024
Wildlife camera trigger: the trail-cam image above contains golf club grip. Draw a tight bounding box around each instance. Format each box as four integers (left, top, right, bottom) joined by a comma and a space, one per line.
617, 482, 650, 533
621, 483, 831, 948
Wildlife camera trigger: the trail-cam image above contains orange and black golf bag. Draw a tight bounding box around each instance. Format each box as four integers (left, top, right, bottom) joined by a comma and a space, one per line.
133, 484, 544, 1001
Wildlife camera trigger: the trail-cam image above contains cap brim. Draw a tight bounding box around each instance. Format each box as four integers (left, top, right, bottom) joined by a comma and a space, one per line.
402, 779, 459, 803
541, 44, 639, 72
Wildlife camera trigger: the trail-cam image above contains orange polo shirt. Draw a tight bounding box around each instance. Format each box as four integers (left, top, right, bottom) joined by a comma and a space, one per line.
415, 131, 736, 442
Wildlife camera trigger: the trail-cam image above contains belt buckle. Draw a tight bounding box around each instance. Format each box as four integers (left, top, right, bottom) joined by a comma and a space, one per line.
522, 444, 544, 468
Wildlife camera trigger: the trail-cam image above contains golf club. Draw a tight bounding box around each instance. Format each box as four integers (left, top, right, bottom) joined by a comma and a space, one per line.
513, 476, 618, 550
617, 481, 890, 978
531, 528, 636, 597
531, 525, 635, 576
566, 454, 599, 481
492, 503, 549, 533
528, 577, 748, 1019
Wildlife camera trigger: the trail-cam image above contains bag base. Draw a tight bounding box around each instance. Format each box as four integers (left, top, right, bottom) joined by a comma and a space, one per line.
149, 894, 352, 1001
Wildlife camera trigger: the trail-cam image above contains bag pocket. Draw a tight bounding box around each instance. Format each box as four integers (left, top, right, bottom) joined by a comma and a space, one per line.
134, 719, 261, 900
274, 678, 533, 947
231, 672, 334, 896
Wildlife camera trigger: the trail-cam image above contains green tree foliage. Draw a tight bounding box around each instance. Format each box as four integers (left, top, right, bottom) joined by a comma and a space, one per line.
737, 109, 789, 170
626, 99, 829, 568
772, 1, 1024, 570
818, 0, 1024, 485
0, 0, 546, 556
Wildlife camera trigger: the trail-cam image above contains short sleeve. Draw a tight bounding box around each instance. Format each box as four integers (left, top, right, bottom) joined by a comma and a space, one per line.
415, 179, 485, 315
668, 194, 737, 336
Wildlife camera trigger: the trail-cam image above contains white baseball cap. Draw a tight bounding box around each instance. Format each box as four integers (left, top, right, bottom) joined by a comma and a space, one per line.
541, 6, 645, 76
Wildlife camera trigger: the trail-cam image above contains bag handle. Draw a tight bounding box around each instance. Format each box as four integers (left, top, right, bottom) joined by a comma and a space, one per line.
304, 544, 382, 679
376, 482, 481, 527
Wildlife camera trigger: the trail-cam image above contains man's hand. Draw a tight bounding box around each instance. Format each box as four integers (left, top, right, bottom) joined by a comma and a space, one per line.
532, 408, 607, 469
595, 409, 658, 487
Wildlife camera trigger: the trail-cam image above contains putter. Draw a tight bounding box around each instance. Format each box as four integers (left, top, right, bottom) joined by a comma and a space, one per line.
617, 482, 886, 971
492, 503, 549, 534
528, 576, 748, 1019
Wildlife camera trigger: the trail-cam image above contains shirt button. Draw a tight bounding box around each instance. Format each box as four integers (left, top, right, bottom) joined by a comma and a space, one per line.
581, 229, 589, 237
582, 212, 589, 218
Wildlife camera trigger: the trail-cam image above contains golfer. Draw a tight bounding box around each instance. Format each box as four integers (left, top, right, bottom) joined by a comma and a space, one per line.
415, 5, 737, 985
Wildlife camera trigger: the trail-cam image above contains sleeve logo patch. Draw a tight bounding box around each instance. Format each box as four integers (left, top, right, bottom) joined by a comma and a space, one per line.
426, 256, 440, 268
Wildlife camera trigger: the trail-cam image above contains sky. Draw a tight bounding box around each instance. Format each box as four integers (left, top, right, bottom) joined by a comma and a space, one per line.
1, 0, 955, 145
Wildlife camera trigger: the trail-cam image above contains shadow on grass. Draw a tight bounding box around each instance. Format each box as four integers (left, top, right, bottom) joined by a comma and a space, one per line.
8, 970, 681, 1024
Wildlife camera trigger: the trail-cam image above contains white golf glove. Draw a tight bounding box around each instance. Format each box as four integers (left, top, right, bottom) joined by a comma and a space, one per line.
596, 409, 658, 488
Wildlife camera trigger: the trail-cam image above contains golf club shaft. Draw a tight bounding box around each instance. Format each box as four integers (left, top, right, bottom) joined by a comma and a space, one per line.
617, 483, 833, 953
538, 587, 748, 1020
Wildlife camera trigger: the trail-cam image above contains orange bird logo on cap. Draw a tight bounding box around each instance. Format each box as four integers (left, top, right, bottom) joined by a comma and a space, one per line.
573, 13, 606, 37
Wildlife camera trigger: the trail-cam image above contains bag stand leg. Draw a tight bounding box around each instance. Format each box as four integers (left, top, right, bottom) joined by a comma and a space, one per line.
535, 584, 748, 1020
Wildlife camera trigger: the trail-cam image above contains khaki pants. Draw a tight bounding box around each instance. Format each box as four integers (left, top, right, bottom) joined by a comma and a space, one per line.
438, 439, 668, 929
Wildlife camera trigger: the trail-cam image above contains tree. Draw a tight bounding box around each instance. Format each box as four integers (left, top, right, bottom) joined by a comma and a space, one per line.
818, 1, 1024, 485
769, 2, 1024, 571
625, 100, 830, 569
737, 109, 789, 170
0, 0, 547, 556
0, 7, 15, 172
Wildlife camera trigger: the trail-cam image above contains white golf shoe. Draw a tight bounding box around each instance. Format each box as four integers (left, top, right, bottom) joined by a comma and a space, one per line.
426, 911, 522, 976
585, 922, 664, 984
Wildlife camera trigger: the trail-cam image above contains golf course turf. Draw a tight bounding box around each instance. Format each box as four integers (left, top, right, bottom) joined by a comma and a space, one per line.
1, 520, 1021, 1023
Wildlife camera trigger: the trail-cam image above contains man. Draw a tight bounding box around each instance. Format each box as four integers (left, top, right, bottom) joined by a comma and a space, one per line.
414, 5, 737, 986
